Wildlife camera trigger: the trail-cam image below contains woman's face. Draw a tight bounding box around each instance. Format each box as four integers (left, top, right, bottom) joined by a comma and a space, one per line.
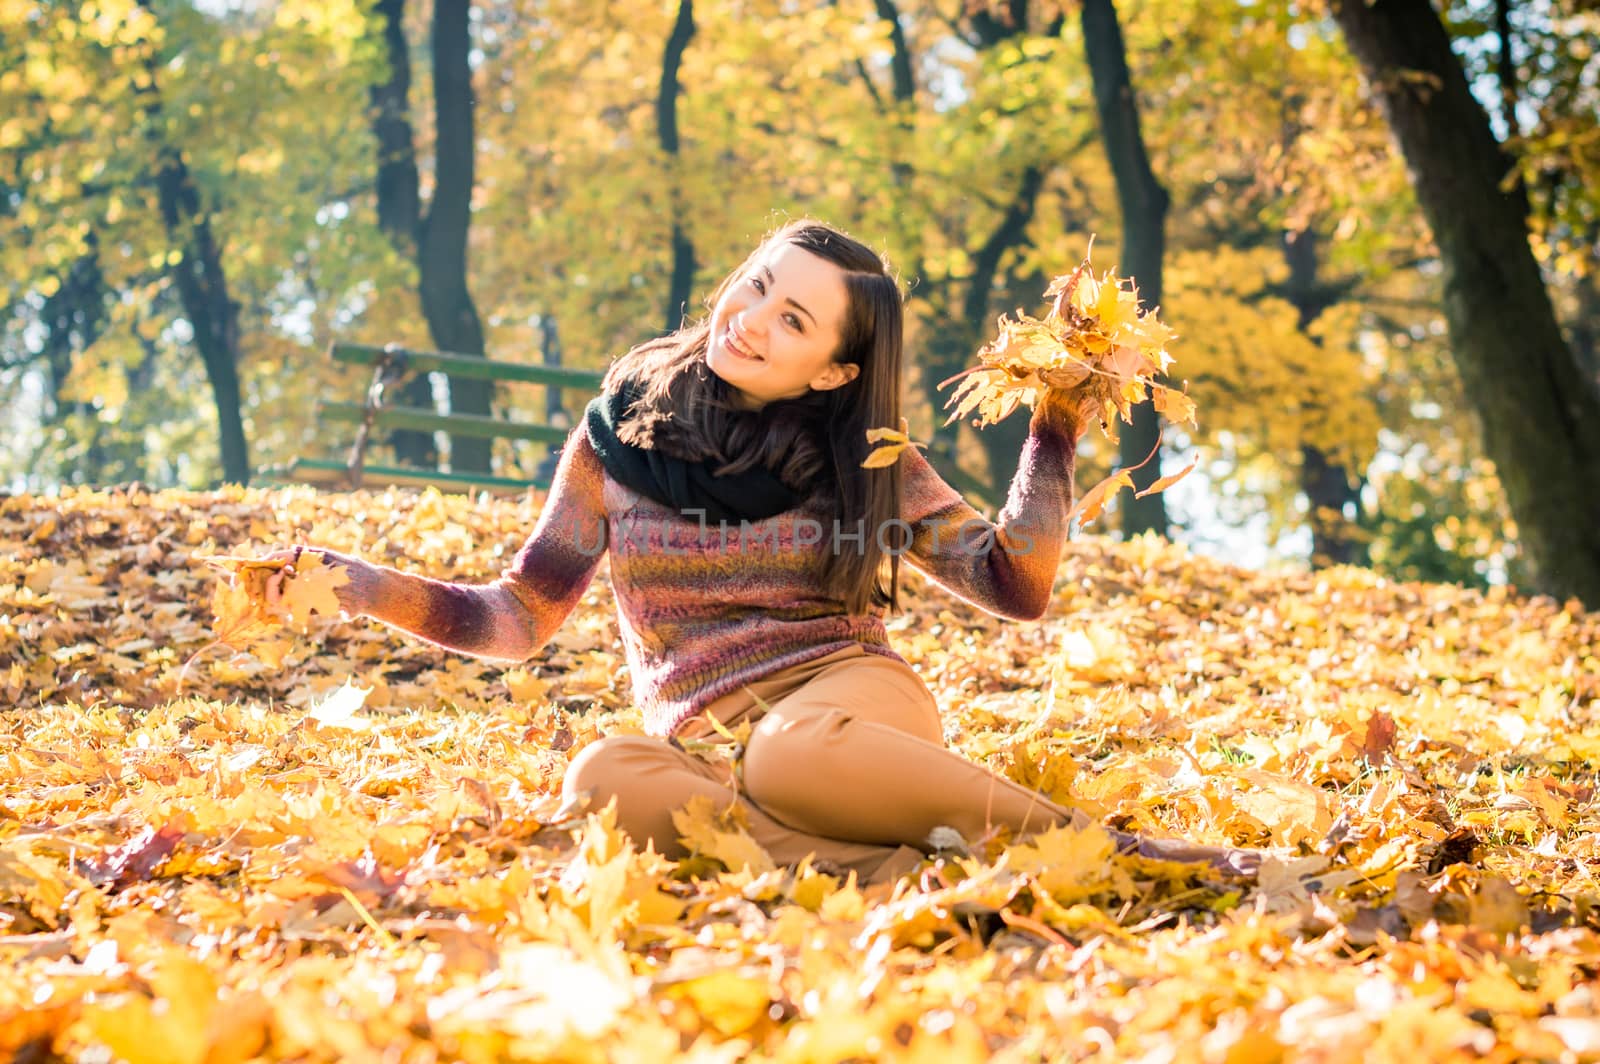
705, 242, 860, 410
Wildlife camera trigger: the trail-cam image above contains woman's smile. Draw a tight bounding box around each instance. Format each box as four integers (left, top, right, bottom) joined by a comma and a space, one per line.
720, 324, 764, 362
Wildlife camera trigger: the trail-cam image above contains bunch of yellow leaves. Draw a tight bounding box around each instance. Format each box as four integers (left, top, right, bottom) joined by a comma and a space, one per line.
943, 251, 1195, 435
184, 552, 349, 674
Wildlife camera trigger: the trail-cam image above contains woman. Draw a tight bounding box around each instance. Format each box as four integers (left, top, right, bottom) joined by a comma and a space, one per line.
274, 221, 1258, 884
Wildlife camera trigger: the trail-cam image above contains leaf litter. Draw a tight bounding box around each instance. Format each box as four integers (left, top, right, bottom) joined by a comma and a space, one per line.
2, 484, 1599, 1061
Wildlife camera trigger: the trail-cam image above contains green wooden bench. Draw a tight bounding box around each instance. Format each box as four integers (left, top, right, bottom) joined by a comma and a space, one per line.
260, 342, 605, 493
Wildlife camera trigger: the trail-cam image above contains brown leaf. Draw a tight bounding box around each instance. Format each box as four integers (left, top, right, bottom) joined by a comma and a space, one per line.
83, 823, 185, 890
1361, 710, 1398, 762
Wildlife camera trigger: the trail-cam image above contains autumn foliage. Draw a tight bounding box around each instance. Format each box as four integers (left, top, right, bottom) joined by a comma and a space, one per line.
867, 258, 1200, 527
4, 485, 1600, 1061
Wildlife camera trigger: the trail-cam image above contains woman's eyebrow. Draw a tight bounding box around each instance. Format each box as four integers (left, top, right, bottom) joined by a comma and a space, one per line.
762, 265, 818, 327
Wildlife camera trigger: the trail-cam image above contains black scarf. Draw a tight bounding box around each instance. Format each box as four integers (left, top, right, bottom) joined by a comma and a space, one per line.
584, 383, 801, 524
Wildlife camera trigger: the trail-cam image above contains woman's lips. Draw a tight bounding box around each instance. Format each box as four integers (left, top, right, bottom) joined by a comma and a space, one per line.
722, 326, 763, 362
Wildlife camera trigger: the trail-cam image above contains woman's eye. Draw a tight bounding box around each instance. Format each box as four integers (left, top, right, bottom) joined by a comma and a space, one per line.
750, 277, 765, 293
784, 313, 803, 332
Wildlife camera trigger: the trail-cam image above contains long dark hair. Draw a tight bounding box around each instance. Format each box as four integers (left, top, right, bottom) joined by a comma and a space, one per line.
603, 220, 905, 615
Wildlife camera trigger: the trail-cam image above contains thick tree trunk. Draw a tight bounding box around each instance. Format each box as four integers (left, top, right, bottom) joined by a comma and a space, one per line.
156, 149, 250, 485
1284, 228, 1365, 568
1333, 0, 1600, 607
1081, 0, 1168, 538
131, 0, 249, 485
1572, 268, 1600, 386
424, 0, 491, 473
659, 0, 696, 332
916, 9, 1047, 500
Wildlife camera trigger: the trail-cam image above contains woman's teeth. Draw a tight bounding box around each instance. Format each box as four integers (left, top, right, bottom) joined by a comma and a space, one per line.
727, 329, 762, 361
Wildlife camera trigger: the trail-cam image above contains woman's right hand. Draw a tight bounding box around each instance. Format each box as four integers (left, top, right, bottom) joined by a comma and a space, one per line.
1033, 386, 1096, 442
260, 546, 372, 618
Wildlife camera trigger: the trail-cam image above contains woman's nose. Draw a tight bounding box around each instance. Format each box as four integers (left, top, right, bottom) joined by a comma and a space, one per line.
736, 304, 771, 335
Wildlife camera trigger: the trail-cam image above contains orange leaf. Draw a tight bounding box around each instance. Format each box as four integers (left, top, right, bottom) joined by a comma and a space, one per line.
1069, 468, 1137, 527
1133, 456, 1198, 499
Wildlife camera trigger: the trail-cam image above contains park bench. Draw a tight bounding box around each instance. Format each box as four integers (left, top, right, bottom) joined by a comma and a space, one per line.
262, 340, 1000, 509
261, 342, 605, 494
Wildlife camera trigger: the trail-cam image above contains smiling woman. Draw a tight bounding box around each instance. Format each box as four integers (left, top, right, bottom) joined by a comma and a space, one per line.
267, 219, 1261, 884
705, 246, 860, 408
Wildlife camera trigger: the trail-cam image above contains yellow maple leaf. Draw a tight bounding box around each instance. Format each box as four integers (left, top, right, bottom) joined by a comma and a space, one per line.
276, 552, 349, 629
673, 970, 772, 1037
861, 417, 924, 469
671, 794, 775, 876
1005, 821, 1122, 905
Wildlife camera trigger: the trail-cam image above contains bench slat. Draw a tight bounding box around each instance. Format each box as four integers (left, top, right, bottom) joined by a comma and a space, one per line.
332, 342, 606, 390
265, 458, 547, 494
319, 402, 574, 444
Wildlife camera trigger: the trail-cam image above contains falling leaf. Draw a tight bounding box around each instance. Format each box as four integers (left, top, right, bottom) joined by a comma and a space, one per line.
862, 417, 924, 469
1068, 468, 1135, 528
1133, 456, 1199, 499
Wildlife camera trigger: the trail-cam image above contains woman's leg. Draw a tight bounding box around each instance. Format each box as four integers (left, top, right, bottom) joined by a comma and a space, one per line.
561, 735, 923, 882
740, 677, 1073, 846
738, 658, 1258, 875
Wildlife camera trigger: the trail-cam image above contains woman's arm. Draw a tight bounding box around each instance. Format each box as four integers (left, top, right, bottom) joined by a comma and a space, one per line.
315, 428, 609, 661
900, 393, 1084, 621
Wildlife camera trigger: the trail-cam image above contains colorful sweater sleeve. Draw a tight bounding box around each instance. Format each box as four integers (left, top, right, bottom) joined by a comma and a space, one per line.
352, 428, 609, 661
899, 405, 1077, 621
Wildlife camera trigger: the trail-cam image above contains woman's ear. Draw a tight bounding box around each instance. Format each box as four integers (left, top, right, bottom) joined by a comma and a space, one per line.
810, 362, 861, 392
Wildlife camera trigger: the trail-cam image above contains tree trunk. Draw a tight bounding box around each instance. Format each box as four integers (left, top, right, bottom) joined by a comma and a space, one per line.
1572, 267, 1600, 387
368, 0, 491, 471
1081, 0, 1168, 538
369, 0, 436, 466
915, 164, 1045, 500
1301, 445, 1364, 567
156, 149, 250, 485
1284, 228, 1365, 568
131, 0, 249, 485
423, 0, 491, 473
873, 0, 915, 102
1333, 0, 1600, 607
371, 0, 421, 252
964, 165, 1045, 484
658, 0, 696, 332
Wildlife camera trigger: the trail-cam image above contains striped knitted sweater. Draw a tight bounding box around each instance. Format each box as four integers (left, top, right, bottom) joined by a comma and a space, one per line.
355, 406, 1077, 737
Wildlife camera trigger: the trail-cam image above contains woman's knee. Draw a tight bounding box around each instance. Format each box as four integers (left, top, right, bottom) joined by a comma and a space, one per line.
741, 707, 840, 809
562, 735, 669, 806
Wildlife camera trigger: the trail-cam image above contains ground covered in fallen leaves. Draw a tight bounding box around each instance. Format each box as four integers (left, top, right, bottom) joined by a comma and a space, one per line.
3, 484, 1599, 1063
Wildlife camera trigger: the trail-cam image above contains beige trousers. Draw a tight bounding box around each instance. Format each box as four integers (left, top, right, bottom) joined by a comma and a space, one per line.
561, 644, 1081, 884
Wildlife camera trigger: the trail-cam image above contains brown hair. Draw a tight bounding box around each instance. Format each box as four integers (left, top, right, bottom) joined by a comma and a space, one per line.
603, 220, 906, 614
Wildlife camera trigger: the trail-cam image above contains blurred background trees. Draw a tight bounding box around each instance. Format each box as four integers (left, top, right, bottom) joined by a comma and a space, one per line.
3, 0, 1597, 602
